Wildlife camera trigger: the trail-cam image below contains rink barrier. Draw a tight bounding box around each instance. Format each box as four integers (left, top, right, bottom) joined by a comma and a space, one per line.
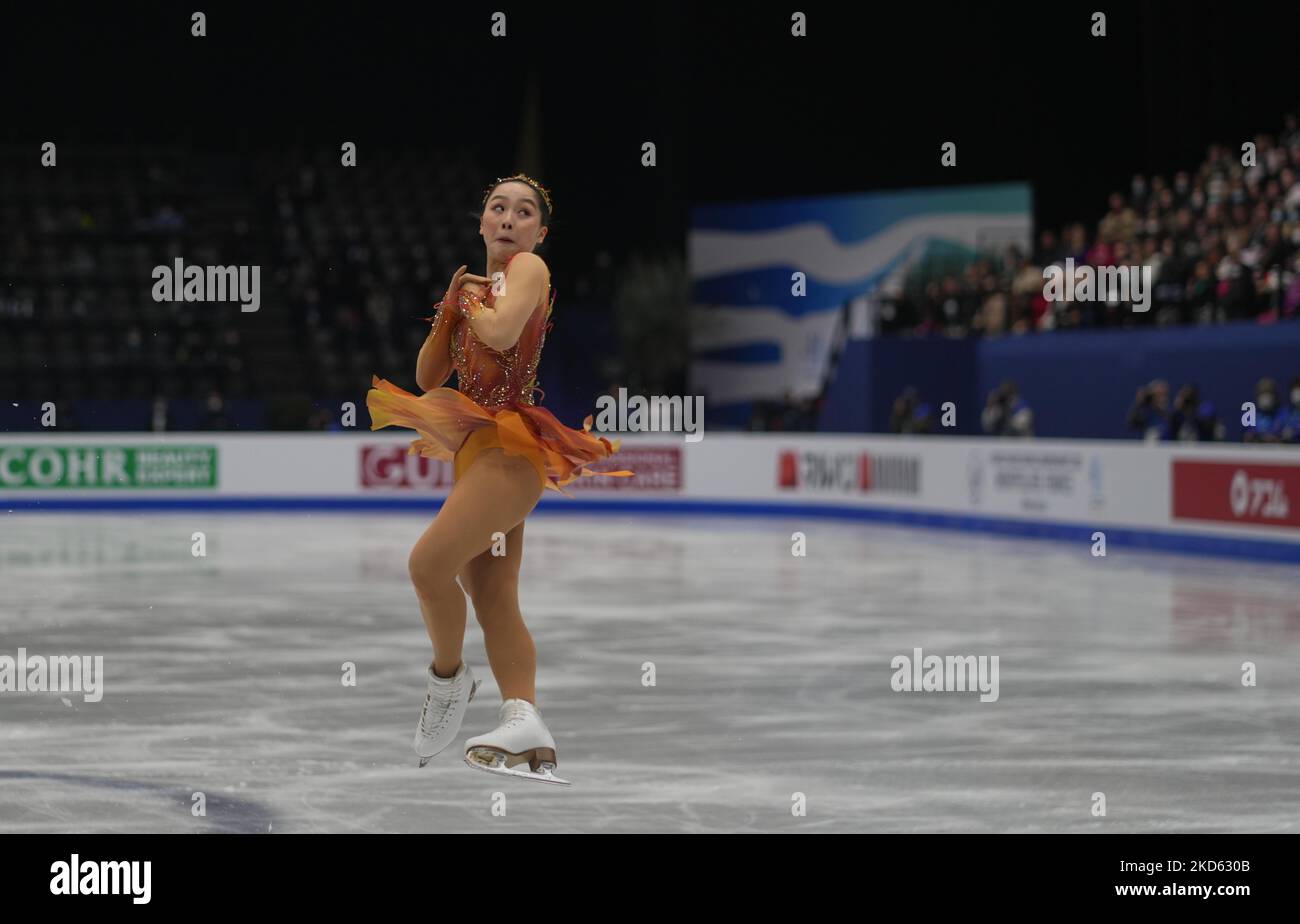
3, 495, 1298, 562
2, 432, 1298, 563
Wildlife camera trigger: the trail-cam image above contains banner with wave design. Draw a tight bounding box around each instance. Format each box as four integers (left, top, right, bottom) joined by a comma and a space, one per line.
690, 183, 1031, 410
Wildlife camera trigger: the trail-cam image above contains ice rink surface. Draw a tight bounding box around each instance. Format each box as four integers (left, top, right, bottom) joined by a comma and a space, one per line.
1, 511, 1298, 833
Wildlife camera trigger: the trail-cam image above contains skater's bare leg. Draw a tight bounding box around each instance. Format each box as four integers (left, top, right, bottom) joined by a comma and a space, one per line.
460, 521, 536, 705
414, 589, 465, 679
409, 448, 544, 681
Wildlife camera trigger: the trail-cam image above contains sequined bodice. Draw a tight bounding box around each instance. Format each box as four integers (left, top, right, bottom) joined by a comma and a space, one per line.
450, 285, 555, 409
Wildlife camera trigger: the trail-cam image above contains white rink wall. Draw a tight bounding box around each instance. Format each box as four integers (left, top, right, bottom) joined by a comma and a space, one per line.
1, 431, 1299, 560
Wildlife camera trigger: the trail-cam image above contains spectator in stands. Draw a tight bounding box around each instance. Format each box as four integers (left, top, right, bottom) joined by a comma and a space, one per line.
890, 387, 920, 434
1196, 400, 1227, 441
150, 397, 170, 432
1130, 174, 1149, 212
1273, 375, 1300, 442
1243, 377, 1283, 442
906, 401, 935, 434
1098, 192, 1137, 243
1283, 254, 1300, 319
1169, 384, 1202, 441
981, 384, 1008, 435
1127, 379, 1170, 441
1217, 247, 1255, 320
888, 387, 935, 433
1185, 260, 1216, 322
1167, 384, 1224, 441
1010, 251, 1044, 302
307, 407, 343, 431
1284, 114, 1300, 148
1035, 229, 1063, 266
1063, 223, 1088, 263
1154, 236, 1188, 322
981, 381, 1034, 437
1005, 387, 1034, 437
975, 285, 1007, 337
200, 389, 233, 430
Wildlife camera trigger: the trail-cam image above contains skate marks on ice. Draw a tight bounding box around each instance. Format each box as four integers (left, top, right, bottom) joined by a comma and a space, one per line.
1, 513, 1298, 832
0, 770, 275, 833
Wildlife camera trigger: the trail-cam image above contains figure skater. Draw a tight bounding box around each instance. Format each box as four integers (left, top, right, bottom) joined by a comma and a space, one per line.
366, 174, 631, 784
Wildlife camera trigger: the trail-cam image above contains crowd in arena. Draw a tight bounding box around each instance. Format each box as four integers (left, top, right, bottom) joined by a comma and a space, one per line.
880, 375, 1300, 442
880, 115, 1300, 336
5, 127, 1299, 440
888, 383, 1037, 437
0, 145, 627, 430
1126, 376, 1300, 443
748, 113, 1300, 435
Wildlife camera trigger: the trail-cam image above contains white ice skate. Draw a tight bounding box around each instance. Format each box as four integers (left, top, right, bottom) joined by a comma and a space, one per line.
414, 660, 480, 768
463, 698, 570, 785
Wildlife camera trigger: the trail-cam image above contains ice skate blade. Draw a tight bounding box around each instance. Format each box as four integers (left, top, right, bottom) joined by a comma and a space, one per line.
464, 748, 571, 786
415, 677, 481, 768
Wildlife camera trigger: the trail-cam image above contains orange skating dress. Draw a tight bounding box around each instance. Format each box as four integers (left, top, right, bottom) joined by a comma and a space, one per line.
366, 255, 632, 496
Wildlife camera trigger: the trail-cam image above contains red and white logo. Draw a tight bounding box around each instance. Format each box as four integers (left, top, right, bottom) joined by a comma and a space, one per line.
778, 450, 919, 495
360, 444, 682, 491
778, 451, 800, 489
1172, 460, 1300, 528
566, 446, 682, 491
360, 445, 453, 489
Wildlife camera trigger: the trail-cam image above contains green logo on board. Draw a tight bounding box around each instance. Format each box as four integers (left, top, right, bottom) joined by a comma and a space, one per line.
0, 446, 217, 488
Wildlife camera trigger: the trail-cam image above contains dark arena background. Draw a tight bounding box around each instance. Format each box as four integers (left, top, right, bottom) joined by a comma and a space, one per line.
2, 0, 1297, 903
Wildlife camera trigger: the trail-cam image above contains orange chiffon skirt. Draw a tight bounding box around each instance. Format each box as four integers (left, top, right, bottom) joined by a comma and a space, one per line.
366, 375, 633, 496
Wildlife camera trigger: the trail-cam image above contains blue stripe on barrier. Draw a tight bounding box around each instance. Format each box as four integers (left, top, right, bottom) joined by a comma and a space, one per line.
2, 495, 1297, 563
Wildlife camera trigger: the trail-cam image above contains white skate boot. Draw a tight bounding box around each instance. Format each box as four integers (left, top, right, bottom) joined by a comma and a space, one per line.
414, 660, 480, 768
463, 698, 570, 785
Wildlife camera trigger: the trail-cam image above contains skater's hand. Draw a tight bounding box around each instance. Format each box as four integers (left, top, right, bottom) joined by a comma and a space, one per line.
449, 265, 492, 295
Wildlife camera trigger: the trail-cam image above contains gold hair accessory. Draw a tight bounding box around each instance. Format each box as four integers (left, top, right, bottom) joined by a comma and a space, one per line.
482, 173, 553, 217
